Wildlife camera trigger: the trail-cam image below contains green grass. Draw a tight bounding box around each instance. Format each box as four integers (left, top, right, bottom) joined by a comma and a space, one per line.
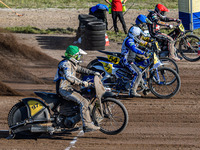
0, 0, 178, 9
107, 30, 127, 42
5, 26, 76, 34
5, 25, 126, 42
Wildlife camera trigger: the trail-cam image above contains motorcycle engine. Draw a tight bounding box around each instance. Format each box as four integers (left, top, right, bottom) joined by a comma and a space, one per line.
116, 78, 130, 91
115, 68, 132, 91
116, 68, 133, 80
57, 100, 81, 128
64, 114, 81, 128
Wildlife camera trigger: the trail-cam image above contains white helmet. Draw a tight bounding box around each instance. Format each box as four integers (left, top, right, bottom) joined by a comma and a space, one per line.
128, 26, 145, 38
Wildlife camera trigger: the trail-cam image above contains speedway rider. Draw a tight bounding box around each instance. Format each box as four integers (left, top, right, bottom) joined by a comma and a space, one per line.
54, 45, 100, 132
121, 15, 152, 97
147, 3, 181, 61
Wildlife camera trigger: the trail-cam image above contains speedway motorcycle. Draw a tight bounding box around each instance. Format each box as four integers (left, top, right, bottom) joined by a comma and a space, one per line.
83, 41, 181, 99
152, 21, 200, 62
7, 76, 128, 139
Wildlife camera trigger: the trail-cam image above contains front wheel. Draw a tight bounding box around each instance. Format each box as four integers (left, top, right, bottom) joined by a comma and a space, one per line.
159, 57, 179, 74
179, 35, 200, 62
91, 98, 128, 135
149, 67, 181, 99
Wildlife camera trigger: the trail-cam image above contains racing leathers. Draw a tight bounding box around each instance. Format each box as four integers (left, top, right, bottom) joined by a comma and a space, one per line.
147, 11, 180, 61
121, 34, 148, 97
54, 58, 100, 131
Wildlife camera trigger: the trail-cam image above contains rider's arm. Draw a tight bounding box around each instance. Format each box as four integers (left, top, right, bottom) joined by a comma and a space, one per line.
76, 65, 95, 75
152, 14, 173, 28
134, 35, 153, 49
125, 38, 146, 55
158, 16, 181, 27
160, 16, 180, 23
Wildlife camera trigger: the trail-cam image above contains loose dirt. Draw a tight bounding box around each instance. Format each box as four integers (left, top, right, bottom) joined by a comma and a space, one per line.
0, 8, 199, 150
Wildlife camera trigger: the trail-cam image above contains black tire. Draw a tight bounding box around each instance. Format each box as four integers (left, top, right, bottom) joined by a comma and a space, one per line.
179, 35, 200, 62
89, 40, 106, 47
149, 67, 181, 99
78, 14, 96, 21
91, 98, 128, 135
81, 18, 98, 26
87, 35, 105, 41
84, 40, 105, 50
87, 30, 106, 36
8, 102, 42, 139
160, 57, 179, 74
86, 46, 105, 50
87, 22, 106, 31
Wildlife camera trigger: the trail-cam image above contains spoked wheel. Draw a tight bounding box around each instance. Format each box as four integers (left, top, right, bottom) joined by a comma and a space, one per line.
8, 102, 42, 139
179, 35, 200, 62
92, 98, 128, 135
149, 67, 181, 99
159, 57, 179, 74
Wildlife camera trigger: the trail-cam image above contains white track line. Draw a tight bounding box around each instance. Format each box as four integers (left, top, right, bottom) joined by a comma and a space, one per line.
65, 130, 84, 150
1, 129, 83, 150
0, 130, 9, 132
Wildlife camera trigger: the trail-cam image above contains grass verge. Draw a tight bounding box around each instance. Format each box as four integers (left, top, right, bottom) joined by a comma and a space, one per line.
0, 0, 178, 9
5, 25, 200, 42
5, 26, 76, 34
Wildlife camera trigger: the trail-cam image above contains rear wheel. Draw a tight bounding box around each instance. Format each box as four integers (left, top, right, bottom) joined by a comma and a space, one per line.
149, 67, 181, 99
92, 98, 128, 135
179, 35, 200, 62
8, 102, 42, 139
86, 59, 101, 69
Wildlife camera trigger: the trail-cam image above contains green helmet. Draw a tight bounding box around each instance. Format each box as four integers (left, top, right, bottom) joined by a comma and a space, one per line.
65, 45, 79, 59
65, 45, 87, 61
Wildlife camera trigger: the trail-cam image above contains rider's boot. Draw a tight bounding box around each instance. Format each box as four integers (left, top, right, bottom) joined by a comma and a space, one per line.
169, 55, 180, 61
129, 88, 141, 98
169, 47, 180, 61
82, 106, 100, 132
129, 73, 142, 98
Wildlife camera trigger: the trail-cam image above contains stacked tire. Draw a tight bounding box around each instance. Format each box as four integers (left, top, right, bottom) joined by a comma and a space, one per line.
84, 21, 106, 50
76, 14, 97, 41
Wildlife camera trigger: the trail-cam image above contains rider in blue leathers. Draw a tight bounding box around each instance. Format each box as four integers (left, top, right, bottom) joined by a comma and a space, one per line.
121, 15, 152, 97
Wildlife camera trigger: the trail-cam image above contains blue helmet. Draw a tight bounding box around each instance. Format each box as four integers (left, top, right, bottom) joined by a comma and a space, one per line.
135, 14, 152, 25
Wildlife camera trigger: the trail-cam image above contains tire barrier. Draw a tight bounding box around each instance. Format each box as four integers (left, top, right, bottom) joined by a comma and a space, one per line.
83, 21, 106, 50
76, 14, 106, 50
89, 8, 108, 30
76, 14, 97, 41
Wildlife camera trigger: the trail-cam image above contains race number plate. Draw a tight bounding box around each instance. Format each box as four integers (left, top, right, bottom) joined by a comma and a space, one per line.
178, 23, 185, 32
100, 61, 113, 74
27, 100, 44, 117
107, 55, 120, 64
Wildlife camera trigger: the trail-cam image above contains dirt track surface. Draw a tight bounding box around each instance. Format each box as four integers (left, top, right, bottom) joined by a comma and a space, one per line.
0, 8, 200, 150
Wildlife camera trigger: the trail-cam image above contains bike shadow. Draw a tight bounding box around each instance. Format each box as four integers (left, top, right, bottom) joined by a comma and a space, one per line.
0, 131, 9, 139
117, 95, 157, 100
0, 131, 106, 140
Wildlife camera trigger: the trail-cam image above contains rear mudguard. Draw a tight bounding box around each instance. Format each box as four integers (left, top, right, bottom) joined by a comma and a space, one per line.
9, 98, 51, 132
34, 91, 61, 110
21, 98, 51, 121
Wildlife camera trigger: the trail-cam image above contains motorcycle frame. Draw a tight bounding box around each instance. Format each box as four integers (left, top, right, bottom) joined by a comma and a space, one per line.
93, 52, 163, 93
